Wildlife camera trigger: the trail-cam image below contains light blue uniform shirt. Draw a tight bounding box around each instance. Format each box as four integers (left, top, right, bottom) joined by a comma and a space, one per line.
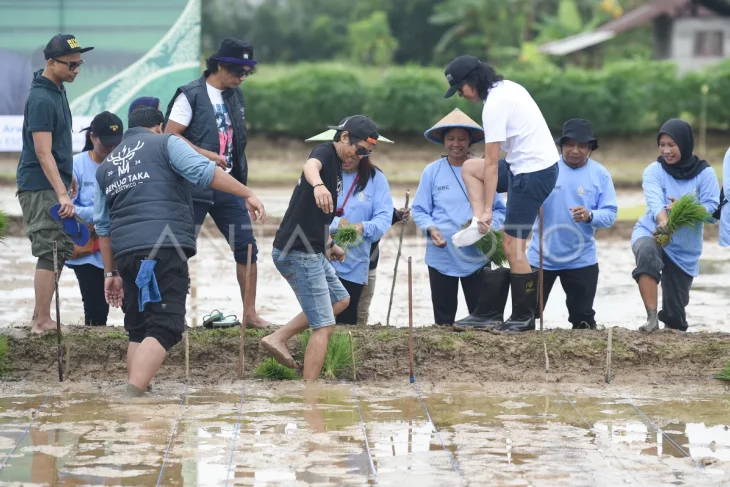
412, 158, 506, 277
329, 170, 393, 285
720, 148, 730, 247
527, 157, 617, 271
94, 135, 216, 236
631, 162, 719, 277
66, 151, 104, 268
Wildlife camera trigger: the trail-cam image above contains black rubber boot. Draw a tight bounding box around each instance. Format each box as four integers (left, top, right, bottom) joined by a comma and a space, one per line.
493, 270, 539, 333
454, 267, 510, 330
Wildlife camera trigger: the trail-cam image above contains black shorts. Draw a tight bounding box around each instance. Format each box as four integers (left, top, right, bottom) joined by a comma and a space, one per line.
117, 248, 189, 351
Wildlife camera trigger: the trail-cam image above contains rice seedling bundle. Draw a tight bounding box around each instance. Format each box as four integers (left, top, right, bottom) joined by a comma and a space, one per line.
254, 357, 298, 380
654, 194, 712, 248
333, 224, 362, 252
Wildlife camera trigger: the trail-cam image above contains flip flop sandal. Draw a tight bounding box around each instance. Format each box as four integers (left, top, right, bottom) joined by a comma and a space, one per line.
202, 310, 223, 328
210, 314, 241, 328
49, 203, 90, 246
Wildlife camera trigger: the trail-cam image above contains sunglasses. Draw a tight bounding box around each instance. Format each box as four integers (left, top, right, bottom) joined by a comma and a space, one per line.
53, 59, 84, 71
354, 145, 372, 157
230, 66, 255, 78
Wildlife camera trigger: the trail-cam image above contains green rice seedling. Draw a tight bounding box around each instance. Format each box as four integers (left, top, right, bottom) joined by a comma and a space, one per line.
300, 330, 355, 379
333, 225, 362, 252
0, 210, 8, 243
0, 336, 8, 376
654, 194, 712, 248
474, 230, 507, 267
254, 358, 298, 380
715, 362, 730, 382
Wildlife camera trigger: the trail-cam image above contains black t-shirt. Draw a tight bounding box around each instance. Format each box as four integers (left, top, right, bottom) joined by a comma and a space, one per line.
273, 142, 342, 254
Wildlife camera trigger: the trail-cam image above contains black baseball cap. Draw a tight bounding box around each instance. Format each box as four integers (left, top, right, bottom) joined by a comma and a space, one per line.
444, 55, 482, 98
83, 111, 124, 147
211, 38, 257, 66
327, 115, 380, 144
44, 34, 94, 60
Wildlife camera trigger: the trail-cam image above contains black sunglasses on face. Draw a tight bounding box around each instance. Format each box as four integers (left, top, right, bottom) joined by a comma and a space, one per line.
53, 59, 84, 71
230, 66, 255, 78
354, 145, 372, 157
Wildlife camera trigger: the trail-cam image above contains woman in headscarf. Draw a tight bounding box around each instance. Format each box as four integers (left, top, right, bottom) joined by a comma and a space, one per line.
66, 111, 124, 326
412, 109, 506, 326
631, 119, 719, 333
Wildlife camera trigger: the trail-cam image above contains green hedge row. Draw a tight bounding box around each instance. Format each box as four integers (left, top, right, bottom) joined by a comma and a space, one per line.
242, 60, 730, 139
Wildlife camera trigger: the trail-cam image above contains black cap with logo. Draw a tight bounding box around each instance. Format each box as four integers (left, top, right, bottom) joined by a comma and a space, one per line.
83, 111, 124, 147
443, 55, 482, 98
43, 34, 94, 60
211, 38, 257, 66
327, 115, 379, 144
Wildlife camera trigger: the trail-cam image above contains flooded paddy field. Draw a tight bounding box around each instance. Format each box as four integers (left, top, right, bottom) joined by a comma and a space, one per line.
0, 380, 729, 486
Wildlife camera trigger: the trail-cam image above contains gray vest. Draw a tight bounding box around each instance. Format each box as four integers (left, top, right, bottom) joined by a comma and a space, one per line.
164, 73, 248, 204
96, 127, 196, 259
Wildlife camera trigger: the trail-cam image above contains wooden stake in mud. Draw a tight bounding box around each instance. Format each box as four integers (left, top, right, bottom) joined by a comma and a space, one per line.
184, 331, 190, 380
542, 340, 550, 382
605, 327, 613, 384
348, 331, 357, 381
387, 190, 410, 326
237, 244, 253, 379
52, 241, 63, 382
408, 257, 415, 383
539, 206, 544, 332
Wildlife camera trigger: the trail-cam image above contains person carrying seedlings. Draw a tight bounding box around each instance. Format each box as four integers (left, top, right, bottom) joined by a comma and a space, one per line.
262, 116, 381, 379
524, 119, 617, 330
304, 127, 408, 325
65, 111, 125, 327
164, 38, 270, 329
17, 34, 93, 334
444, 55, 559, 333
93, 107, 266, 396
631, 119, 719, 333
412, 108, 506, 327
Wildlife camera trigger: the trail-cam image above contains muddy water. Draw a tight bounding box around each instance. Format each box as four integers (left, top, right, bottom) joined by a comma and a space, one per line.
0, 381, 728, 486
1, 232, 729, 332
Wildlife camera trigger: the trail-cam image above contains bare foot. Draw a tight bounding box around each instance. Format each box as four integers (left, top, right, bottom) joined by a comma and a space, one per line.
261, 335, 299, 369
245, 315, 272, 329
30, 319, 59, 334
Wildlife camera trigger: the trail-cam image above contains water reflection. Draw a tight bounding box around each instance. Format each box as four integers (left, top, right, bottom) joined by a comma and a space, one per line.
0, 385, 728, 486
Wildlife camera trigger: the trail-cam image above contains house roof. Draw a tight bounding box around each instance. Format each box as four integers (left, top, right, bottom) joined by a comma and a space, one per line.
539, 0, 730, 56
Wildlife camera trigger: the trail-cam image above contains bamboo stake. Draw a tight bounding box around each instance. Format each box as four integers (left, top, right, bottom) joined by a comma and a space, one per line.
348, 331, 356, 381
237, 244, 253, 379
53, 241, 63, 382
539, 206, 544, 331
605, 327, 613, 384
408, 257, 414, 383
387, 190, 410, 326
543, 340, 550, 383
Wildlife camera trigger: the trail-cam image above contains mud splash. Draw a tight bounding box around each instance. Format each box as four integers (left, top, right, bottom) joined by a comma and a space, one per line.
1, 381, 729, 486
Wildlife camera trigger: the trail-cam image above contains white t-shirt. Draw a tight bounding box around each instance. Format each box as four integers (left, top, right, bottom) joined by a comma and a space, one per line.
168, 83, 234, 172
481, 80, 559, 175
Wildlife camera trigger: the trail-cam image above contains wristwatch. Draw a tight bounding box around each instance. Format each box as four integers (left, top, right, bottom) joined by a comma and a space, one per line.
587, 211, 593, 223
104, 270, 119, 278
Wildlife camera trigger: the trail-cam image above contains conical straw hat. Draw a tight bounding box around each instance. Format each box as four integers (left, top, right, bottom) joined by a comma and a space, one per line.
305, 129, 394, 143
423, 108, 484, 145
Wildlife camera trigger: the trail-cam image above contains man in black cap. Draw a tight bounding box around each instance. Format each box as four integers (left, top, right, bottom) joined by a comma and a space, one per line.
16, 34, 93, 333
262, 115, 381, 380
525, 119, 617, 330
445, 54, 559, 333
164, 38, 270, 329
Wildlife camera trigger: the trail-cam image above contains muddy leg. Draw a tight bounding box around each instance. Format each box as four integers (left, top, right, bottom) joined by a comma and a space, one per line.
31, 267, 62, 333
261, 312, 310, 369
637, 275, 659, 333
237, 262, 271, 329
128, 337, 166, 391
303, 326, 335, 380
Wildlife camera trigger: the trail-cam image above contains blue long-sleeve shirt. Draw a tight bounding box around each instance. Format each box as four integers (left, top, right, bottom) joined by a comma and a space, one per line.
631, 162, 719, 277
66, 151, 104, 268
329, 170, 393, 285
527, 157, 617, 270
94, 135, 216, 236
720, 148, 730, 247
412, 158, 506, 277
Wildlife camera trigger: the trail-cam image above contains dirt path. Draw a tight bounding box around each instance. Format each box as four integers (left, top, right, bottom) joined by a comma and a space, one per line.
3, 326, 729, 387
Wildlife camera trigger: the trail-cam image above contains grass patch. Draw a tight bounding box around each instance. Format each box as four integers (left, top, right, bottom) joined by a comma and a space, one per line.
0, 210, 8, 242
0, 336, 8, 376
254, 358, 299, 380
374, 329, 398, 341
300, 330, 355, 379
617, 204, 646, 222
105, 331, 127, 340
461, 329, 476, 342
715, 362, 730, 382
